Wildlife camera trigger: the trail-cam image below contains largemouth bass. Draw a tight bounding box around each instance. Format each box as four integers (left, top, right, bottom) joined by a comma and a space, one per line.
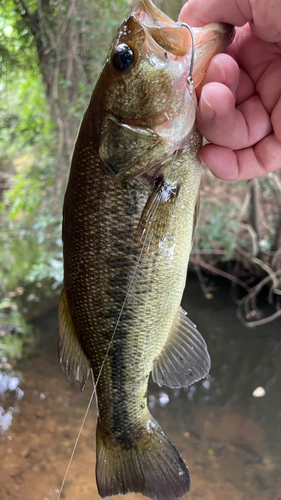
58, 1, 234, 499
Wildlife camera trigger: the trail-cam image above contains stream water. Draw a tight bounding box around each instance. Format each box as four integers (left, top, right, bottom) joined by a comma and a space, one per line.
0, 275, 281, 500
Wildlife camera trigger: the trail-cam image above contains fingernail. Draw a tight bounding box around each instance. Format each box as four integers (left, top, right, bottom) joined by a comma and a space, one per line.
200, 91, 215, 121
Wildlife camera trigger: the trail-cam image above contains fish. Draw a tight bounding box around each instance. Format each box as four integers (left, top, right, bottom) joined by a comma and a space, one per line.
57, 1, 234, 499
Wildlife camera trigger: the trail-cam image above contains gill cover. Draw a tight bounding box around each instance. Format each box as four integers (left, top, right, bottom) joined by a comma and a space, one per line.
98, 0, 234, 181
98, 1, 196, 181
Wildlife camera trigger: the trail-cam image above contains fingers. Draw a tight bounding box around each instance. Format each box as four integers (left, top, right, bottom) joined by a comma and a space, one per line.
197, 52, 256, 105
179, 0, 252, 27
235, 68, 255, 106
197, 83, 272, 150
271, 96, 281, 143
179, 0, 281, 43
200, 134, 281, 180
179, 0, 281, 182
249, 5, 281, 43
256, 58, 281, 114
196, 53, 239, 96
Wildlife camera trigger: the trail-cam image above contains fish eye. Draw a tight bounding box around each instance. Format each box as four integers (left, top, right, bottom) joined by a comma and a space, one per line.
113, 44, 135, 72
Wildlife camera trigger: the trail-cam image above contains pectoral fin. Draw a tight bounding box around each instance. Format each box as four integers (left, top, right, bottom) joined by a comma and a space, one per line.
152, 307, 210, 388
192, 194, 200, 243
57, 288, 91, 390
135, 176, 180, 253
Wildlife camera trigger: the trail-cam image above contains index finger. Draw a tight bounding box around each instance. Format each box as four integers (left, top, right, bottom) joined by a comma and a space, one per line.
179, 0, 252, 27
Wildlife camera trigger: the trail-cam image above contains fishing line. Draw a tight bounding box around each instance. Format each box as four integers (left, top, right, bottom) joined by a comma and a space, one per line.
91, 369, 99, 416
56, 371, 99, 500
92, 226, 154, 387
56, 196, 161, 500
56, 385, 95, 500
57, 16, 194, 500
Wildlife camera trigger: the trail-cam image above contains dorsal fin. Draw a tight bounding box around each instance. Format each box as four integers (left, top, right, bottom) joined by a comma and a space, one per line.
152, 306, 210, 388
57, 288, 91, 390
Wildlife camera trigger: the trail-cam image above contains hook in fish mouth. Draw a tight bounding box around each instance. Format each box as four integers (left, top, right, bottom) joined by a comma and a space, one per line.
178, 22, 195, 94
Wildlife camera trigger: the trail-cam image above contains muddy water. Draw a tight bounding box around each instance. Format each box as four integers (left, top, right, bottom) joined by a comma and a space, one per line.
1, 275, 281, 500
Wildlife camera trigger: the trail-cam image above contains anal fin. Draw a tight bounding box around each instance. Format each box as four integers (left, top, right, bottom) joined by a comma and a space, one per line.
57, 288, 91, 390
152, 306, 210, 388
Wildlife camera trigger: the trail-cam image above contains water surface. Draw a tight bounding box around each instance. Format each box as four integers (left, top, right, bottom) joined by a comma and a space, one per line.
1, 275, 281, 500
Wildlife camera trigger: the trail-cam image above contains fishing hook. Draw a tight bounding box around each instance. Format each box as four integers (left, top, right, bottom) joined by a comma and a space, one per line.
178, 22, 195, 95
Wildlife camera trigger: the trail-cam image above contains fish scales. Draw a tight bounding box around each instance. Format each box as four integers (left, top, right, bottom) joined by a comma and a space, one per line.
64, 133, 201, 434
58, 1, 234, 499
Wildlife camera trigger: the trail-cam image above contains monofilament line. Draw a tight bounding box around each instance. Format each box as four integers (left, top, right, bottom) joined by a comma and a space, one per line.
92, 239, 148, 390
91, 369, 99, 416
56, 386, 95, 500
56, 209, 159, 500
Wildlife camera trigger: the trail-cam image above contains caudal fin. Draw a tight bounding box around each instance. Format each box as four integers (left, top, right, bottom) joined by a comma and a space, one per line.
96, 416, 190, 500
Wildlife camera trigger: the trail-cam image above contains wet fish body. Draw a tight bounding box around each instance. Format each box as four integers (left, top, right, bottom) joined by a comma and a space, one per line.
58, 2, 234, 499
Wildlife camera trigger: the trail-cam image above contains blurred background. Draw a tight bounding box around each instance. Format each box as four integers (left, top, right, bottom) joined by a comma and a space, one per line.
0, 2, 281, 500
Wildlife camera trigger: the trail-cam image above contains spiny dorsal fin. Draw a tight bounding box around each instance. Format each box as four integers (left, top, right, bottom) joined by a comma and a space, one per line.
57, 288, 91, 390
152, 306, 210, 388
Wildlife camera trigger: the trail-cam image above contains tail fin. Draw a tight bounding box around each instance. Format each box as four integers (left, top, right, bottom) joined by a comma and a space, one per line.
96, 416, 190, 500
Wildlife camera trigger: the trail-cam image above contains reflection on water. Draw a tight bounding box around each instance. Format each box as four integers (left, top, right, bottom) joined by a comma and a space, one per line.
0, 274, 281, 500
0, 372, 24, 433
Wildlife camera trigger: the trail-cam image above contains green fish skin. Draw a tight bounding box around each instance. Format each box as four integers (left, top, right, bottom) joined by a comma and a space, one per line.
58, 1, 235, 499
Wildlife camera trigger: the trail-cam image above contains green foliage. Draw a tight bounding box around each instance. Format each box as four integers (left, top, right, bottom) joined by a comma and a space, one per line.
1, 0, 281, 349
157, 0, 185, 20
196, 199, 241, 260
0, 151, 62, 294
0, 0, 130, 315
0, 305, 34, 364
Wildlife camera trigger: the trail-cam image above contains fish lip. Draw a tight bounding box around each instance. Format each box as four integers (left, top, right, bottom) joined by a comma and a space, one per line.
134, 0, 176, 28
134, 2, 235, 62
133, 1, 192, 57
192, 23, 235, 51
227, 24, 236, 46
187, 23, 235, 88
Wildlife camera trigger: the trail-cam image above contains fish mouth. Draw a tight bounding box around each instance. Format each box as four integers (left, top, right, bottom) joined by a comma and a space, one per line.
117, 18, 235, 132
190, 23, 235, 88
113, 1, 235, 131
134, 1, 192, 57
134, 0, 235, 87
103, 1, 235, 184
137, 0, 176, 28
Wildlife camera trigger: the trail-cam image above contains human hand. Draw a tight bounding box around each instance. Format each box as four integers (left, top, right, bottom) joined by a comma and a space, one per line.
179, 0, 281, 181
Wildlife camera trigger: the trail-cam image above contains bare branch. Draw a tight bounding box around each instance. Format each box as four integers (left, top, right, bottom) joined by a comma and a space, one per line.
237, 308, 281, 328
238, 268, 281, 327
189, 257, 252, 294
239, 223, 259, 257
